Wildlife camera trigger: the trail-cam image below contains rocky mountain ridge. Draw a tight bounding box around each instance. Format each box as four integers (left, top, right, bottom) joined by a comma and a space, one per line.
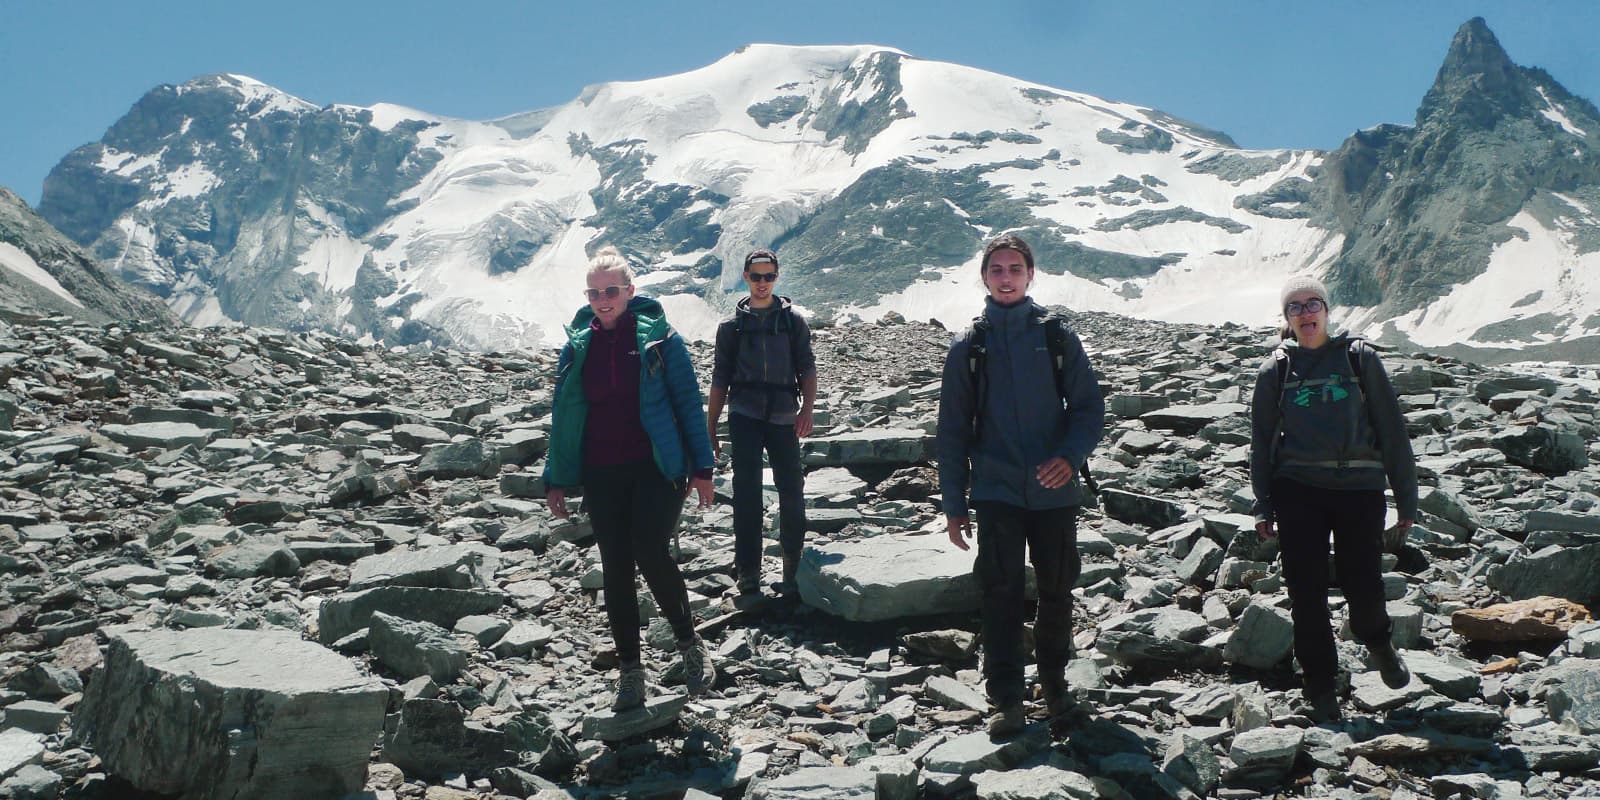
0, 187, 172, 327
1, 308, 1598, 798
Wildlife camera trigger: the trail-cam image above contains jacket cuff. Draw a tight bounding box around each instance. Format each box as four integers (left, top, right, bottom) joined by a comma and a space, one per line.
693, 468, 713, 481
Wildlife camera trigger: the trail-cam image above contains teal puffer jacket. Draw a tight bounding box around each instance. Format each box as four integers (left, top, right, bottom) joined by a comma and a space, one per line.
543, 295, 715, 488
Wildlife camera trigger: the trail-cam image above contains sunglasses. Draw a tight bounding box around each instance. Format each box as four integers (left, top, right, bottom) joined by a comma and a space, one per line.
1285, 298, 1326, 316
584, 285, 629, 301
745, 271, 778, 283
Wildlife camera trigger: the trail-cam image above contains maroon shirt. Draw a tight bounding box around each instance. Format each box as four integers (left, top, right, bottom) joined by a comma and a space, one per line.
582, 314, 654, 468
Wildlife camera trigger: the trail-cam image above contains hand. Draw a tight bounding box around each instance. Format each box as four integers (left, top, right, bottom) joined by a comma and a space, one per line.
689, 476, 714, 510
1391, 518, 1415, 533
947, 516, 973, 551
547, 488, 569, 520
708, 424, 721, 459
1256, 520, 1276, 540
1036, 457, 1075, 489
795, 408, 814, 439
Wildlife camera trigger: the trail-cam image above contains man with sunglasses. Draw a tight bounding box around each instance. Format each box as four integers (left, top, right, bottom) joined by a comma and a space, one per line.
707, 248, 818, 605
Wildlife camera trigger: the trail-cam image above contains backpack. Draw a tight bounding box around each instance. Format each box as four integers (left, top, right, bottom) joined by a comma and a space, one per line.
728, 303, 804, 419
965, 311, 1099, 498
1269, 337, 1381, 468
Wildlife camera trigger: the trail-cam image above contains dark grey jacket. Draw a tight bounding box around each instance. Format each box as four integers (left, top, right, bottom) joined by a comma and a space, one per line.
1249, 333, 1419, 523
711, 296, 816, 425
937, 298, 1105, 518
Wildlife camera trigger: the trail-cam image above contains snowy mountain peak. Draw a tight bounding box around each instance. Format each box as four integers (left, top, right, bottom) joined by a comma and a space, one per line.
34, 23, 1600, 362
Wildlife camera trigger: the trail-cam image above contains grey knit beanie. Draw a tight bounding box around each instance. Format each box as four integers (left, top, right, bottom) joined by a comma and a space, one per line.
1280, 275, 1330, 311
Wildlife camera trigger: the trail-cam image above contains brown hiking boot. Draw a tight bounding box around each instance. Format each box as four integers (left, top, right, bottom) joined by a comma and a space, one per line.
987, 703, 1025, 737
773, 551, 800, 597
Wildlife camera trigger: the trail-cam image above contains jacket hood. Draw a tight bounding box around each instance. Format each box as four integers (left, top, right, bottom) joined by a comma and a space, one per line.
1281, 331, 1356, 353
566, 294, 668, 338
735, 295, 793, 316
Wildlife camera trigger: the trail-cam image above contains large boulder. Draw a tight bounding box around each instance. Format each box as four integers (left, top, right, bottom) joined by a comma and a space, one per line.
75, 627, 386, 800
801, 429, 931, 466
317, 586, 505, 644
1488, 424, 1588, 476
1223, 602, 1294, 669
417, 438, 500, 479
368, 612, 471, 682
348, 544, 499, 591
1487, 543, 1600, 606
798, 535, 981, 622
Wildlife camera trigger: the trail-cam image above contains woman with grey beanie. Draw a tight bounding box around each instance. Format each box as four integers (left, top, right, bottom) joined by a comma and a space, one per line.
1248, 275, 1418, 722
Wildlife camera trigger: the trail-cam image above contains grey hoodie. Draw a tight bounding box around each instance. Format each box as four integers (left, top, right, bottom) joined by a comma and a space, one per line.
1249, 333, 1419, 523
937, 298, 1105, 518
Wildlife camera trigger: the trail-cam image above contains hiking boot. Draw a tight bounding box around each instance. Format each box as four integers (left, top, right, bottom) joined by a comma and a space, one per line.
1040, 678, 1090, 735
679, 636, 716, 697
771, 551, 800, 597
1294, 688, 1341, 723
1368, 640, 1411, 689
612, 666, 647, 713
736, 572, 761, 597
987, 703, 1025, 737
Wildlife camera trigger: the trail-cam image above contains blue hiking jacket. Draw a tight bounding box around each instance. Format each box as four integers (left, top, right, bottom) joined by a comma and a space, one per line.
937, 298, 1105, 518
543, 295, 715, 489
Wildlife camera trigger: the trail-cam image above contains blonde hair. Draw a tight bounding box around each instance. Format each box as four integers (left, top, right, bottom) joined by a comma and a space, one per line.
587, 246, 634, 283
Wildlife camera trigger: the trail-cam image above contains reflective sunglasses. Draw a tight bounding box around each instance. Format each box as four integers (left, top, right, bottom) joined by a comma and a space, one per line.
1285, 298, 1326, 317
584, 285, 629, 301
745, 271, 778, 283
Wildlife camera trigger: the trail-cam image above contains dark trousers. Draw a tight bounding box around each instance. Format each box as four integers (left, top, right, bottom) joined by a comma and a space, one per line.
973, 501, 1081, 707
583, 459, 695, 666
730, 411, 807, 578
1273, 478, 1391, 693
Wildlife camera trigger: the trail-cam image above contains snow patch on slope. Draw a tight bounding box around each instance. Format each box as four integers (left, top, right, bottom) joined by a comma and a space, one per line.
0, 243, 84, 308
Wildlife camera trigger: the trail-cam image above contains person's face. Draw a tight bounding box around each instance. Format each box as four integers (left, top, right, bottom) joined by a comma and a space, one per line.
586, 269, 633, 329
744, 261, 778, 301
1284, 290, 1329, 347
983, 248, 1032, 302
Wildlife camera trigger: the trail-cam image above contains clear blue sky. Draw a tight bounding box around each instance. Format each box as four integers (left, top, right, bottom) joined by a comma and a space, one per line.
3, 1, 1596, 207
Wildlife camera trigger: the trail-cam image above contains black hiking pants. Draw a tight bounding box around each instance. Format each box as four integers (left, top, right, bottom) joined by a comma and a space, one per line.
973, 501, 1081, 707
584, 459, 696, 666
1273, 477, 1391, 693
730, 411, 807, 580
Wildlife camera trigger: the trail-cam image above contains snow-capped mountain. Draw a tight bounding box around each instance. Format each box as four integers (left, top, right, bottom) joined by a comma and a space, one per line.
34, 19, 1600, 359
0, 186, 173, 325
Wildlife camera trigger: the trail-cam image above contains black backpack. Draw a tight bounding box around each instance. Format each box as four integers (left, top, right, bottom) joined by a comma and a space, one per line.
965, 312, 1099, 498
728, 303, 804, 420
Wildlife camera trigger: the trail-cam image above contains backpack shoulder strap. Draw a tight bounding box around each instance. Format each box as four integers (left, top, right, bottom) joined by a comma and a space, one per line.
1043, 313, 1072, 397
965, 317, 989, 441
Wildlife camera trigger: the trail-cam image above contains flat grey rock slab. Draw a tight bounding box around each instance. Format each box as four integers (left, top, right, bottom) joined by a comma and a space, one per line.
802, 429, 931, 466
922, 724, 1050, 773
1404, 650, 1481, 700
1350, 669, 1431, 712
581, 694, 687, 741
75, 627, 386, 800
798, 535, 978, 622
924, 675, 988, 713
1227, 726, 1303, 789
751, 766, 876, 800
369, 612, 470, 682
99, 421, 219, 450
0, 730, 45, 780
348, 543, 499, 591
0, 701, 69, 734
971, 765, 1098, 800
318, 586, 505, 643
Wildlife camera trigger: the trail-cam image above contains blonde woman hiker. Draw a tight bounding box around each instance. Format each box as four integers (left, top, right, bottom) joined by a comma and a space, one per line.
544, 246, 718, 712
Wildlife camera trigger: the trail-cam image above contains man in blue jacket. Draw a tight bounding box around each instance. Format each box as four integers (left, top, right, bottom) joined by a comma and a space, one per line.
937, 234, 1105, 737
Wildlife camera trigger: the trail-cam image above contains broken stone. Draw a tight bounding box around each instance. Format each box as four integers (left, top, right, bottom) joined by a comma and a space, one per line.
1451, 596, 1593, 642
75, 627, 386, 799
